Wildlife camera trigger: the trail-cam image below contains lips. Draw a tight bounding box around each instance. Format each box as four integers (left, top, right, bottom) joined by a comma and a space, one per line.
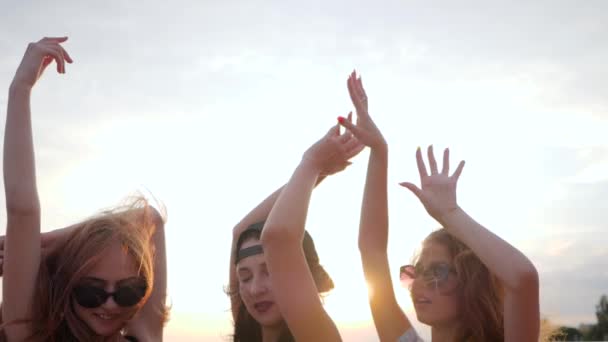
413, 296, 432, 306
94, 312, 119, 321
253, 301, 274, 314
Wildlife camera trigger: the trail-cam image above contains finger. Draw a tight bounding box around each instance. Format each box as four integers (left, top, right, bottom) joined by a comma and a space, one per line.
41, 45, 65, 74
348, 72, 366, 113
347, 111, 353, 123
451, 160, 465, 181
338, 129, 353, 144
345, 141, 365, 159
343, 136, 362, 153
357, 76, 368, 101
399, 182, 423, 200
347, 73, 360, 108
327, 122, 340, 137
338, 116, 364, 140
415, 147, 429, 179
441, 148, 450, 175
41, 36, 68, 43
427, 145, 438, 175
57, 44, 73, 64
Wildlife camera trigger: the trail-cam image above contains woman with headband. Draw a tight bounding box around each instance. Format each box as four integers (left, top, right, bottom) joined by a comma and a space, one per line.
229, 115, 364, 341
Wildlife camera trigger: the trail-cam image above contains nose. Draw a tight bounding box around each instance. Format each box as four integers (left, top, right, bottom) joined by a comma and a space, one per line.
250, 276, 268, 296
101, 295, 120, 309
101, 285, 119, 310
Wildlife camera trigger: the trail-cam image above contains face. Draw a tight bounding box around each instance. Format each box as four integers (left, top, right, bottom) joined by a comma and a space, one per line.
236, 238, 283, 328
408, 242, 461, 327
73, 239, 144, 337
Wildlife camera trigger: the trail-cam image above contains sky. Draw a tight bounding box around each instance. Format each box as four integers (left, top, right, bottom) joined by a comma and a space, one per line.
1, 0, 607, 340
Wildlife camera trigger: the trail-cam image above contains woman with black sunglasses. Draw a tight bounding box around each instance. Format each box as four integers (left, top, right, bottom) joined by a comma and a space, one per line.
1, 37, 168, 342
338, 71, 540, 341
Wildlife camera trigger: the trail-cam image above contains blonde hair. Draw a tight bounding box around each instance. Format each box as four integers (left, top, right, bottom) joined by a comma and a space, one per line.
2, 198, 158, 341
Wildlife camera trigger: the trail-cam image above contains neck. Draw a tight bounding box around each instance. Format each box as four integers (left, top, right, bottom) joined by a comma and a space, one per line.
431, 320, 461, 342
262, 324, 284, 342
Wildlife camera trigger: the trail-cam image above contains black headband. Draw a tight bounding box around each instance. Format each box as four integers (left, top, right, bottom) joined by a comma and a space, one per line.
236, 244, 264, 264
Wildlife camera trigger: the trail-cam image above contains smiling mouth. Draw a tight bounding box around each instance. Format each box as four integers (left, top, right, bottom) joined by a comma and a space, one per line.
94, 313, 118, 321
414, 298, 432, 305
254, 301, 274, 313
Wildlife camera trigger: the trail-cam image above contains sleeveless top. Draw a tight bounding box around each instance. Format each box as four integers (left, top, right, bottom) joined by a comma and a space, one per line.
398, 328, 424, 342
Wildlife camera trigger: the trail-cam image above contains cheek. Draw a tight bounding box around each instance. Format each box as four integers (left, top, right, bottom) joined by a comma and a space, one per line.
435, 291, 462, 318
73, 302, 89, 319
239, 285, 252, 304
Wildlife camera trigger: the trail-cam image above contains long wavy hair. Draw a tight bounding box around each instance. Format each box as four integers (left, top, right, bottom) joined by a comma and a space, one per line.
1, 198, 157, 342
421, 228, 504, 342
230, 222, 334, 342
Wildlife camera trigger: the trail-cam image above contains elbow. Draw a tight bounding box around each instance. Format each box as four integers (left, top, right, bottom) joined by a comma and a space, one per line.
5, 191, 40, 218
512, 263, 539, 292
260, 223, 299, 248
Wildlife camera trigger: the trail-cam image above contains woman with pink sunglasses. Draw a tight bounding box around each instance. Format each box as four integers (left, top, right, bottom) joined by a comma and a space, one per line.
338, 71, 540, 341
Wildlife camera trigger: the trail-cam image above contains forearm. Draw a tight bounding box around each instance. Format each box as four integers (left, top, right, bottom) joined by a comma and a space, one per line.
358, 147, 389, 253
262, 162, 319, 244
439, 208, 538, 291
4, 84, 39, 214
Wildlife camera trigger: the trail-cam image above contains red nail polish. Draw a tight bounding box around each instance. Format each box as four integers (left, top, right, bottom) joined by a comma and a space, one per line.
337, 116, 346, 123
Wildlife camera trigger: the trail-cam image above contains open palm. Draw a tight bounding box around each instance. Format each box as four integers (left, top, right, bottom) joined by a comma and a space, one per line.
400, 146, 465, 223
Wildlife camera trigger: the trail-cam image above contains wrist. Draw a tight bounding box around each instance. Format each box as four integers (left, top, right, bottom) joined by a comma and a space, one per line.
370, 142, 388, 156
299, 156, 323, 175
9, 80, 33, 94
437, 206, 463, 226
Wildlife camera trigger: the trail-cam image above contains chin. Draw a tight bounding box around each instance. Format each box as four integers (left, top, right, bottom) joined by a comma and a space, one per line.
85, 316, 126, 337
414, 309, 442, 326
252, 310, 283, 328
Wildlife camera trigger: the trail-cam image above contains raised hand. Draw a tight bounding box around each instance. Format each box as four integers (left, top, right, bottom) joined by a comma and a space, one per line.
12, 37, 73, 90
399, 146, 465, 223
338, 70, 386, 150
302, 119, 365, 177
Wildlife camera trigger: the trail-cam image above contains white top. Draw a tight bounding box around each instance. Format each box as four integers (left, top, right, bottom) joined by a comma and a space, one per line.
398, 328, 424, 342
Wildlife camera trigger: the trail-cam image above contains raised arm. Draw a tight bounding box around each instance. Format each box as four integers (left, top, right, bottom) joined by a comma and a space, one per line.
400, 146, 540, 342
338, 71, 413, 341
124, 206, 168, 341
228, 177, 329, 321
2, 37, 72, 341
261, 122, 363, 342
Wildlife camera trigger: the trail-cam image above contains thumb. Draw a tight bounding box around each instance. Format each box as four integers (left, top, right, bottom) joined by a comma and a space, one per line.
327, 122, 341, 137
399, 182, 423, 200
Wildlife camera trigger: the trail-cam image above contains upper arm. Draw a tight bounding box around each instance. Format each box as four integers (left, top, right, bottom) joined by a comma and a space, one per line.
504, 269, 540, 342
262, 234, 341, 342
360, 250, 411, 341
2, 212, 41, 341
124, 208, 168, 341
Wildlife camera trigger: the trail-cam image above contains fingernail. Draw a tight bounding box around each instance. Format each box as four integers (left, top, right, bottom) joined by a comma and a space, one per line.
337, 116, 346, 123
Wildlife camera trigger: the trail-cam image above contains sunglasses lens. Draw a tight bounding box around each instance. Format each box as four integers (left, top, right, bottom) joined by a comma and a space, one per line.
114, 284, 146, 307
433, 264, 451, 281
400, 265, 416, 288
73, 286, 107, 308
